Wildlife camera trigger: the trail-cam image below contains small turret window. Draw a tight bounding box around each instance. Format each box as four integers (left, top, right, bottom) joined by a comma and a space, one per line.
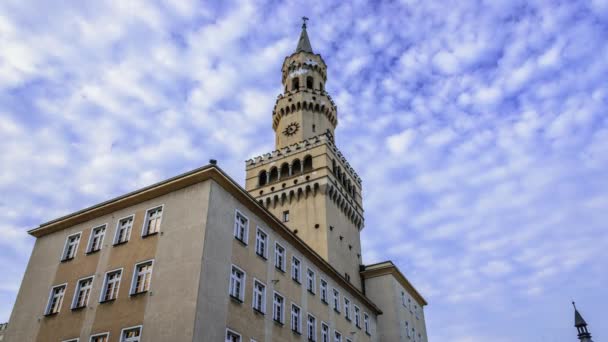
292, 77, 300, 91
306, 76, 313, 89
319, 82, 324, 91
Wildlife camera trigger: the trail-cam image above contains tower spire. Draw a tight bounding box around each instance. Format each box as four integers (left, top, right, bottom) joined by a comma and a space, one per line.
295, 17, 313, 53
573, 302, 593, 342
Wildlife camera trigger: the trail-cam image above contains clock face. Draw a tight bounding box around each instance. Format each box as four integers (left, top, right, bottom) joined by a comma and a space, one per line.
283, 122, 300, 136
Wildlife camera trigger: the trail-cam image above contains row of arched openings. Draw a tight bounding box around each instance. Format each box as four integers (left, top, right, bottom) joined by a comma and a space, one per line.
286, 76, 324, 92
332, 159, 356, 198
258, 155, 313, 187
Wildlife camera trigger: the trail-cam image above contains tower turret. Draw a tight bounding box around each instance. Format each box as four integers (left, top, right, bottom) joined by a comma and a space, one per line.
573, 302, 594, 342
273, 18, 338, 149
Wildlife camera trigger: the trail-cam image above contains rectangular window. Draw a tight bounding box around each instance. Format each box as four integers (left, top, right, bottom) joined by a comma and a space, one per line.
45, 284, 66, 315
344, 297, 351, 320
332, 288, 340, 312
401, 291, 406, 306
291, 303, 301, 333
226, 329, 241, 342
412, 328, 415, 341
130, 260, 153, 295
406, 321, 410, 337
415, 305, 419, 319
86, 225, 106, 253
364, 313, 370, 335
291, 256, 301, 283
142, 206, 163, 236
114, 215, 133, 245
282, 210, 289, 222
61, 232, 81, 261
321, 322, 329, 342
229, 265, 246, 302
408, 298, 412, 312
255, 227, 268, 258
273, 292, 285, 324
354, 306, 361, 328
334, 330, 342, 342
306, 268, 316, 294
234, 210, 249, 244
275, 242, 286, 271
90, 332, 109, 342
120, 325, 142, 342
418, 333, 422, 342
72, 276, 94, 309
100, 269, 122, 302
306, 314, 317, 342
307, 314, 316, 341
252, 279, 266, 313
320, 279, 328, 303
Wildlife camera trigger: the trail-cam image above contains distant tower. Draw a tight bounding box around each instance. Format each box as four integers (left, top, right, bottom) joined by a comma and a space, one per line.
573, 302, 594, 342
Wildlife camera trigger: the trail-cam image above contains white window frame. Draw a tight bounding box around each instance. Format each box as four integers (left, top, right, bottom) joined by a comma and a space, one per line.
344, 297, 351, 320
141, 205, 164, 237
354, 305, 361, 328
229, 264, 246, 302
62, 339, 79, 342
45, 283, 67, 315
226, 328, 242, 342
415, 304, 419, 319
255, 226, 268, 259
291, 302, 302, 333
273, 291, 285, 324
321, 322, 329, 342
307, 313, 317, 341
252, 278, 266, 313
234, 209, 249, 244
364, 313, 371, 335
71, 275, 95, 309
61, 232, 82, 261
406, 321, 410, 337
306, 268, 316, 294
113, 214, 134, 245
275, 242, 286, 271
99, 268, 123, 302
291, 255, 301, 283
86, 224, 107, 253
283, 210, 289, 222
346, 339, 353, 342
130, 259, 154, 295
120, 325, 142, 342
334, 330, 342, 342
89, 332, 110, 342
320, 279, 328, 303
332, 288, 340, 312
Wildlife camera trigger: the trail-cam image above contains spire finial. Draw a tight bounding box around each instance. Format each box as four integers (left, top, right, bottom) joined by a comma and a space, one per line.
302, 16, 309, 29
295, 17, 313, 53
573, 301, 577, 310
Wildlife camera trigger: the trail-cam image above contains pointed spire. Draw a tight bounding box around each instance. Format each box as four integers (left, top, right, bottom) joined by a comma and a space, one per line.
573, 302, 588, 327
295, 17, 313, 53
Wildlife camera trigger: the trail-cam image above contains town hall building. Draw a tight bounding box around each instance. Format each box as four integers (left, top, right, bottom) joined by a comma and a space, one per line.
4, 21, 428, 342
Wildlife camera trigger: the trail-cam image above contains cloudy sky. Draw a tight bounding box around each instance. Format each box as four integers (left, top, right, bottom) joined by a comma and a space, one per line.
1, 0, 607, 340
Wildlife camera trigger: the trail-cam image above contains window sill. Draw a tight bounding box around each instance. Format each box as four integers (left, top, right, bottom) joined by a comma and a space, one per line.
355, 325, 361, 330
44, 311, 59, 317
142, 231, 159, 239
60, 257, 74, 263
99, 298, 116, 304
256, 253, 267, 261
130, 290, 148, 297
85, 249, 100, 255
333, 308, 341, 314
71, 305, 86, 311
345, 317, 352, 322
292, 279, 301, 285
275, 266, 286, 273
307, 289, 315, 296
365, 332, 371, 336
292, 329, 302, 336
229, 295, 244, 304
253, 307, 265, 315
235, 237, 248, 246
273, 319, 284, 326
113, 240, 129, 247
321, 299, 328, 305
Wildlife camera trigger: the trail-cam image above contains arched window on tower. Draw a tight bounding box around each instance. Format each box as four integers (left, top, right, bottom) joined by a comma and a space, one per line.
319, 82, 324, 92
269, 167, 278, 183
292, 159, 302, 176
259, 170, 267, 187
280, 163, 290, 179
306, 76, 313, 89
303, 155, 313, 172
292, 77, 300, 91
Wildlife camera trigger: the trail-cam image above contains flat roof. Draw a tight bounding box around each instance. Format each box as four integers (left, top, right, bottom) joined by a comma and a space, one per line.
361, 260, 428, 306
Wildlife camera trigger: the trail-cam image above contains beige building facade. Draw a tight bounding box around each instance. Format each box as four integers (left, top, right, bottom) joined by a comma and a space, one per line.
4, 22, 428, 342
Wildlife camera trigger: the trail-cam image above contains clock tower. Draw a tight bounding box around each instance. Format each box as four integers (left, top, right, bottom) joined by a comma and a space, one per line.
245, 19, 364, 289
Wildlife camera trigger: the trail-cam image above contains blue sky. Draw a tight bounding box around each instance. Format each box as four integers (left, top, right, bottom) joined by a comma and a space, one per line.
1, 0, 607, 340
